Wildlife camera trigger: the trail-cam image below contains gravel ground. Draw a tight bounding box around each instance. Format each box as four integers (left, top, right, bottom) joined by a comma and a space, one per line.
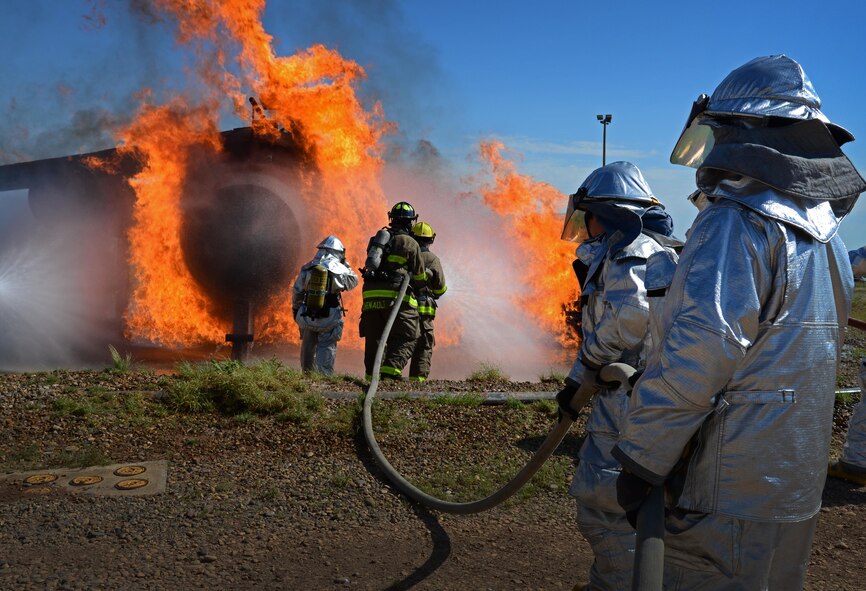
0, 322, 864, 590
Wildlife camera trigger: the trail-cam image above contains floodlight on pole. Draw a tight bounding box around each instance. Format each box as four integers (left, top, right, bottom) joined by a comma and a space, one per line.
597, 114, 612, 166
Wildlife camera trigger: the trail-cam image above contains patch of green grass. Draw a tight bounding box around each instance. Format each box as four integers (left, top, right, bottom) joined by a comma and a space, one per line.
26, 373, 59, 386
52, 396, 97, 417
504, 397, 524, 410
324, 397, 363, 435
108, 344, 135, 373
52, 391, 142, 417
427, 393, 485, 407
313, 372, 367, 387
369, 400, 413, 433
538, 370, 566, 384
414, 452, 571, 503
330, 470, 351, 488
467, 362, 508, 382
516, 456, 572, 499
530, 399, 558, 416
52, 444, 110, 469
852, 282, 866, 320
233, 411, 256, 423
214, 480, 235, 493
164, 358, 323, 420
836, 391, 859, 405
1, 444, 41, 472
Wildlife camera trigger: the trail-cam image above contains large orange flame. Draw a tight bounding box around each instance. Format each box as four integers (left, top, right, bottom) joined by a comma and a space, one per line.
118, 97, 225, 344
477, 140, 579, 346
116, 1, 390, 347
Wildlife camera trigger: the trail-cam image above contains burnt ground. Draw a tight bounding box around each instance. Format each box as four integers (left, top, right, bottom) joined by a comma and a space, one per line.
0, 319, 864, 590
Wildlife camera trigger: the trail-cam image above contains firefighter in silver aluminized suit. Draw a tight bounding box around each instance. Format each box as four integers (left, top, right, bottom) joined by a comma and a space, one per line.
612, 55, 865, 590
292, 236, 358, 375
830, 359, 866, 485
556, 161, 679, 591
828, 249, 866, 485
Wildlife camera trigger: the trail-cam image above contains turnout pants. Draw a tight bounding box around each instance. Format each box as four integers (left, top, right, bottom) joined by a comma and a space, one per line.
409, 316, 435, 379
359, 304, 420, 378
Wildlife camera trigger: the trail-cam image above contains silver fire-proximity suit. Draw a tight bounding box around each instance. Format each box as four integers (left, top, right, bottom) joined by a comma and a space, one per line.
558, 161, 680, 591
612, 55, 865, 590
292, 236, 358, 375
831, 249, 866, 480
837, 360, 866, 474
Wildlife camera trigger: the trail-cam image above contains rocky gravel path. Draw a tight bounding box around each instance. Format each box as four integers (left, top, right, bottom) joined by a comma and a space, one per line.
0, 349, 864, 590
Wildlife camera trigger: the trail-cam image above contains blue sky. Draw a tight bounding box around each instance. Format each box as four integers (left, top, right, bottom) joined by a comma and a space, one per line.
1, 0, 864, 246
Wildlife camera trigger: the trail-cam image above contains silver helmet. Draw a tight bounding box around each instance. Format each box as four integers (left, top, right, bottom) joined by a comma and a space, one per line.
671, 55, 855, 168
316, 235, 345, 254
561, 161, 660, 243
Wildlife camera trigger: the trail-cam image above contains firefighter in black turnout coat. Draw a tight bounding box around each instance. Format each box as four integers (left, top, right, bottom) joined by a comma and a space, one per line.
359, 202, 427, 379
408, 221, 447, 381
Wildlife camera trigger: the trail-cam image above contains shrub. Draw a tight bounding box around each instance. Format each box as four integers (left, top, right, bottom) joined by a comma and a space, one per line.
467, 362, 508, 382
108, 345, 134, 373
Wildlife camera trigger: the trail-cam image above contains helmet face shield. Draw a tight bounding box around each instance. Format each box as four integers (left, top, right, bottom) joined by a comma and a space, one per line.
561, 192, 588, 242
671, 94, 715, 168
671, 117, 716, 168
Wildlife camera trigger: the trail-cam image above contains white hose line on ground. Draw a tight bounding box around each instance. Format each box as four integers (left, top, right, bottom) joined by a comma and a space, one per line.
362, 273, 631, 514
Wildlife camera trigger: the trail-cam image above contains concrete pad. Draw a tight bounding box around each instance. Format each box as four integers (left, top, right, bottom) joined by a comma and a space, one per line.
0, 460, 167, 502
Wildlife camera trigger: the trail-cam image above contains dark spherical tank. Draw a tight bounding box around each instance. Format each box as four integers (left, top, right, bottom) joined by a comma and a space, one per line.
180, 177, 302, 312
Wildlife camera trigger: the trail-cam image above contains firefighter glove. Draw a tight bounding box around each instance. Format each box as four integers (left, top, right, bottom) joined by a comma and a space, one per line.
556, 383, 581, 421
616, 469, 653, 529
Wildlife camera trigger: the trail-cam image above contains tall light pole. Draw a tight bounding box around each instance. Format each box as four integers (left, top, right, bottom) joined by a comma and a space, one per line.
596, 114, 612, 166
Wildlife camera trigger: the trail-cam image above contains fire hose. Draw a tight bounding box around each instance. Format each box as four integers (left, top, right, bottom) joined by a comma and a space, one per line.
362, 272, 634, 514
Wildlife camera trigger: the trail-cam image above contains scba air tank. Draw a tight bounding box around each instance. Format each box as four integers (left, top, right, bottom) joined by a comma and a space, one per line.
364, 229, 391, 273
305, 265, 329, 312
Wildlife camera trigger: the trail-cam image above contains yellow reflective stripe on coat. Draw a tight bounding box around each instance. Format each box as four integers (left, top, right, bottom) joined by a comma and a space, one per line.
362, 290, 418, 308
386, 254, 407, 265
432, 285, 447, 296
380, 365, 402, 376
363, 289, 399, 299
418, 305, 436, 316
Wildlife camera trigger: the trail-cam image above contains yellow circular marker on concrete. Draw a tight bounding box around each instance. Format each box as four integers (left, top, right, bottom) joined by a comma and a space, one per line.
115, 478, 148, 490
70, 475, 103, 486
25, 474, 58, 485
114, 466, 146, 477
23, 486, 53, 495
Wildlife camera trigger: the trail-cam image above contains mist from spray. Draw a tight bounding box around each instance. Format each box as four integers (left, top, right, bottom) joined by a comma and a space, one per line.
379, 151, 573, 381
0, 200, 124, 370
